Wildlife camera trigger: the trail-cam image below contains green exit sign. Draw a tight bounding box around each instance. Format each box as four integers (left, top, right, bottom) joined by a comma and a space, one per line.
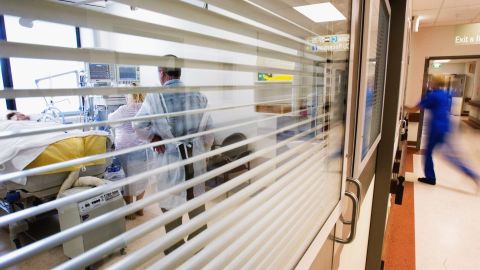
432, 63, 442, 69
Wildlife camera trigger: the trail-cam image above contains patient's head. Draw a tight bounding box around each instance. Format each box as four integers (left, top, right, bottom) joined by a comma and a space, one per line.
6, 112, 30, 121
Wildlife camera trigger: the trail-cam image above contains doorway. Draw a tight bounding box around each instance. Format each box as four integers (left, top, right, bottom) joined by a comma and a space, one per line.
415, 56, 480, 149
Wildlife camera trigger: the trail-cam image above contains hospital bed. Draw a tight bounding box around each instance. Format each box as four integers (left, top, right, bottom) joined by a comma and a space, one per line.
0, 129, 111, 248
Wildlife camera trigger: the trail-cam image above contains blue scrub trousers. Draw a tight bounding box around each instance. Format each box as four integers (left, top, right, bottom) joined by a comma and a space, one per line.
424, 131, 478, 180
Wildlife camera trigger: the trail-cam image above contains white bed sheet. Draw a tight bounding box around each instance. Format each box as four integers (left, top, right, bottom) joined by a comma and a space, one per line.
0, 121, 107, 185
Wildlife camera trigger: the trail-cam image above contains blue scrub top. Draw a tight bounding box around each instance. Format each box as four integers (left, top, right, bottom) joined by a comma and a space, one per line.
418, 89, 452, 134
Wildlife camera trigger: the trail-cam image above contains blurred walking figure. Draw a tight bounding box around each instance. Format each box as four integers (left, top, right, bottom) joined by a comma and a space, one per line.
405, 75, 479, 186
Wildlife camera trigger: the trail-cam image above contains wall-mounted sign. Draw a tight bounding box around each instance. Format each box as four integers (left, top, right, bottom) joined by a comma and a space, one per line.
454, 23, 480, 45
432, 63, 442, 69
307, 34, 350, 52
257, 73, 293, 81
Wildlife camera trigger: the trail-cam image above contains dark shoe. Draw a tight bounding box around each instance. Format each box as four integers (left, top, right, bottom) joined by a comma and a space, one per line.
418, 177, 436, 185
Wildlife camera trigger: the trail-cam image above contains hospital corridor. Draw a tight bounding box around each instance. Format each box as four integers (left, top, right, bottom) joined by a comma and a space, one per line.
382, 117, 480, 270
1, 0, 480, 270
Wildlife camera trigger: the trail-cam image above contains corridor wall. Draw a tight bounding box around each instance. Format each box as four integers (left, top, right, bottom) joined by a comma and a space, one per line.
405, 25, 480, 145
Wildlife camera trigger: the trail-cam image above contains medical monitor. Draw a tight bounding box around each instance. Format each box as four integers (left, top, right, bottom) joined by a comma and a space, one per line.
117, 65, 140, 84
88, 64, 113, 81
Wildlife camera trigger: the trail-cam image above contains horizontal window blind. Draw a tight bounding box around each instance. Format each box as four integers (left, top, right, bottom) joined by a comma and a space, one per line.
0, 0, 352, 269
0, 42, 316, 76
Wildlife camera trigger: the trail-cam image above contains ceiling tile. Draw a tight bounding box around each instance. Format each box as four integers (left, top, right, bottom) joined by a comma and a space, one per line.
420, 22, 435, 28
434, 19, 472, 26
437, 6, 480, 21
420, 20, 435, 25
413, 9, 439, 23
413, 0, 443, 11
443, 0, 480, 8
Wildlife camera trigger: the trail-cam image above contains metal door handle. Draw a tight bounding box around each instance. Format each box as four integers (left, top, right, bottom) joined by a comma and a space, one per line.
340, 177, 361, 225
335, 191, 359, 244
347, 177, 362, 203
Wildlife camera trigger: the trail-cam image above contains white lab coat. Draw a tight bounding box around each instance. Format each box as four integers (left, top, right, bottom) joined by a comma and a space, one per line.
134, 91, 213, 209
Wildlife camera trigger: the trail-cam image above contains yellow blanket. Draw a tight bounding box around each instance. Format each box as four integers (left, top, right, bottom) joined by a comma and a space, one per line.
26, 135, 107, 174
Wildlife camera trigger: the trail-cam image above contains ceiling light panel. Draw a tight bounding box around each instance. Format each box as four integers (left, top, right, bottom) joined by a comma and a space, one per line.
293, 3, 346, 23
433, 59, 451, 63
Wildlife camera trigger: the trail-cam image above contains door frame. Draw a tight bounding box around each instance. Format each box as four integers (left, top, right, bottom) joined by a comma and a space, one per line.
352, 0, 391, 179
333, 0, 392, 268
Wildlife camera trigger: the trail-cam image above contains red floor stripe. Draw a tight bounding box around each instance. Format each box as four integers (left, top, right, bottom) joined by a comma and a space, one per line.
382, 182, 416, 270
405, 149, 414, 173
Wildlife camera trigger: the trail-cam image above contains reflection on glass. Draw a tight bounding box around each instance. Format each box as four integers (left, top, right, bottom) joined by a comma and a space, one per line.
0, 65, 6, 117
273, 0, 353, 238
0, 0, 356, 266
361, 0, 390, 159
10, 58, 84, 118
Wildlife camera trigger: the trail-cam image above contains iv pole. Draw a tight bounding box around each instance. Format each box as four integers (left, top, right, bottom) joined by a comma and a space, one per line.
34, 70, 82, 124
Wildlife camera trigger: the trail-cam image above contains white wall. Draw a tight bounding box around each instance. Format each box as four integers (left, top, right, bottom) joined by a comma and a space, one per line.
405, 26, 480, 145
405, 26, 480, 106
4, 15, 83, 116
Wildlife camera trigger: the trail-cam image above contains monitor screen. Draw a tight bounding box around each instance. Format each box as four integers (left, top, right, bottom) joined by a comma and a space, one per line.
118, 66, 138, 81
89, 64, 111, 80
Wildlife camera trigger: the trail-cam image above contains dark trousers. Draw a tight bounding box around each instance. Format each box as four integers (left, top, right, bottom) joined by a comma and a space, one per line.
163, 143, 207, 255
424, 131, 478, 180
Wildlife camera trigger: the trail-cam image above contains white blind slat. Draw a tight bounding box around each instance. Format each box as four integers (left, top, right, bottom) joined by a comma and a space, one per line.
52, 137, 326, 270
0, 95, 306, 139
230, 178, 321, 270
0, 83, 315, 98
113, 0, 315, 52
0, 106, 324, 183
256, 191, 321, 270
197, 157, 324, 270
0, 42, 314, 76
124, 146, 327, 270
128, 150, 324, 270
202, 0, 319, 38
0, 111, 327, 229
0, 0, 318, 65
0, 119, 327, 269
0, 0, 350, 268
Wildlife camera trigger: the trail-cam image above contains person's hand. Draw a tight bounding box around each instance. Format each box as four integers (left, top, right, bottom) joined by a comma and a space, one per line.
151, 135, 165, 153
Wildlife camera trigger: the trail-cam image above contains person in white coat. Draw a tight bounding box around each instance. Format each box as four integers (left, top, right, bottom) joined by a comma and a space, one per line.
133, 55, 213, 254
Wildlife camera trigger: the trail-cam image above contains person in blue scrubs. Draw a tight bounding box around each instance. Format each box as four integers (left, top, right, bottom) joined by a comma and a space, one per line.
406, 75, 479, 185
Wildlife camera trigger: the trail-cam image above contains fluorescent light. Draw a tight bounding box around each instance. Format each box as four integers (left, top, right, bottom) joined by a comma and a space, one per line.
433, 59, 450, 63
294, 3, 346, 23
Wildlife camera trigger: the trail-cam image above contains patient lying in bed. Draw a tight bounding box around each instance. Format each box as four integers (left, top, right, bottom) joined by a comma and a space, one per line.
6, 111, 30, 121
0, 120, 112, 247
0, 120, 109, 185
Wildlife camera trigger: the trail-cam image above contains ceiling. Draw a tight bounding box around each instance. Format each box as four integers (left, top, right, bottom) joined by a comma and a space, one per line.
413, 0, 480, 28
248, 0, 351, 35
